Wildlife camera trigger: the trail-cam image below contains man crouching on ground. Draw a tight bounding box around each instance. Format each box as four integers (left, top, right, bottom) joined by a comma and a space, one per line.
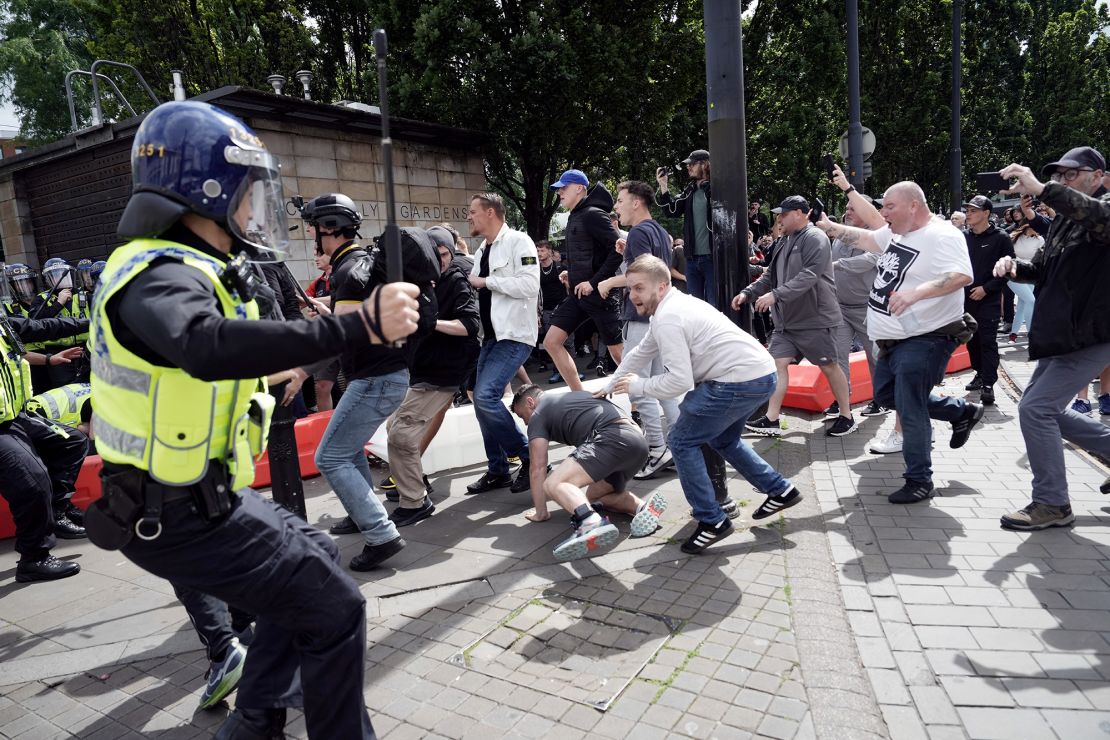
511, 384, 667, 562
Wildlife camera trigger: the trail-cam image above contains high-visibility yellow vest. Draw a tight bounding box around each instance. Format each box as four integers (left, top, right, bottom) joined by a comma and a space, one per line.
27, 382, 91, 427
89, 239, 274, 490
0, 323, 33, 424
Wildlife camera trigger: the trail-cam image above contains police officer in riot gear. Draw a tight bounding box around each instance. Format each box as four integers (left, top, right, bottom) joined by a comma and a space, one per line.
87, 100, 420, 739
30, 258, 87, 389
0, 270, 91, 582
4, 263, 38, 317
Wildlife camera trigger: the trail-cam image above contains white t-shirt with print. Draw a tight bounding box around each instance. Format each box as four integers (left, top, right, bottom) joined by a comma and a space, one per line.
866, 221, 973, 341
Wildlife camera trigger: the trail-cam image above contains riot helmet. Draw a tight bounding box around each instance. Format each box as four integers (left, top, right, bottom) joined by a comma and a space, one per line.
41, 258, 73, 292
5, 263, 38, 303
117, 100, 289, 261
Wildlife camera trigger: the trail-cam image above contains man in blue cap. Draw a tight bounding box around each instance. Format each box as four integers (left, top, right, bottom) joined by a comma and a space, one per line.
542, 169, 624, 392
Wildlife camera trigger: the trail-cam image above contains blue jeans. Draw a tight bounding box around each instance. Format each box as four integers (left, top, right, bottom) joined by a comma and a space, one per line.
475, 339, 531, 475
1008, 280, 1035, 335
315, 369, 409, 545
669, 373, 791, 525
872, 336, 967, 484
686, 254, 717, 309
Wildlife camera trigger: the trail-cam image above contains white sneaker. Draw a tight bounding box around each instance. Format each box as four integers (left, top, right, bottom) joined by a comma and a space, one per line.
869, 430, 903, 454
634, 445, 673, 480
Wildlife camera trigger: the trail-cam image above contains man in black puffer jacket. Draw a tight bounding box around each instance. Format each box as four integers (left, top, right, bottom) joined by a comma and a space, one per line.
992, 147, 1110, 532
542, 169, 623, 392
384, 226, 481, 527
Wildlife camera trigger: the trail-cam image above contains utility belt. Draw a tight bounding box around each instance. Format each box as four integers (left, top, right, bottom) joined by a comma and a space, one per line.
84, 463, 235, 551
875, 313, 978, 356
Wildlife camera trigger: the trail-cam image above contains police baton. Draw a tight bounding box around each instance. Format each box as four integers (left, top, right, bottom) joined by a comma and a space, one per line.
373, 28, 405, 348
29, 268, 70, 321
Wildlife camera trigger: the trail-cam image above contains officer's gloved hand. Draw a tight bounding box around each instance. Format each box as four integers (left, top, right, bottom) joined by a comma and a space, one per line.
361, 283, 420, 344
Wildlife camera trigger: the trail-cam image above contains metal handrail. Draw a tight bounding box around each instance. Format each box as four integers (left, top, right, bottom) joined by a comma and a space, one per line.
89, 60, 161, 128
64, 70, 136, 131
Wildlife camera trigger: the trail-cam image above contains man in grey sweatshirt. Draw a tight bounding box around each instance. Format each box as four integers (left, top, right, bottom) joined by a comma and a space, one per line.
832, 197, 888, 418
733, 196, 857, 438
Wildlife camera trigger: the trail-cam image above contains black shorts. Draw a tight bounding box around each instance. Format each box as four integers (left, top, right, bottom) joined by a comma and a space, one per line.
549, 292, 623, 346
570, 422, 649, 492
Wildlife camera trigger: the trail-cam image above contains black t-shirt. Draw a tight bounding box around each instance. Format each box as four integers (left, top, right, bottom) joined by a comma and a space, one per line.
328, 240, 411, 379
526, 391, 628, 446
539, 259, 566, 312
479, 244, 495, 342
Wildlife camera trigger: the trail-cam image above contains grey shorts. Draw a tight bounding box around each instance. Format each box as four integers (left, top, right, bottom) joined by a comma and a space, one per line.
570, 422, 649, 492
315, 358, 341, 385
768, 328, 839, 366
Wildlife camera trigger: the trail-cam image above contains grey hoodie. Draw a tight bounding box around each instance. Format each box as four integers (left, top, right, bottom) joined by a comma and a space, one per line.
742, 224, 842, 330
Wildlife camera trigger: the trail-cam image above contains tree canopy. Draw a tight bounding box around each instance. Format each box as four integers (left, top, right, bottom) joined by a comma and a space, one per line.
1, 0, 1106, 236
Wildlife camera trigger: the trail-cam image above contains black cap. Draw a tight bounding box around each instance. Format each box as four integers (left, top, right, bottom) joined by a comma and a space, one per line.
962, 195, 993, 212
681, 149, 710, 164
771, 195, 810, 214
1041, 146, 1106, 177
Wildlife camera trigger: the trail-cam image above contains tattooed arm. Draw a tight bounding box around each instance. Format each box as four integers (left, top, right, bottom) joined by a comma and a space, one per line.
814, 213, 883, 253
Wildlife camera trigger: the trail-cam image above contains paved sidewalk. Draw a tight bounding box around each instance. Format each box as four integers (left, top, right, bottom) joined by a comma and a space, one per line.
1, 343, 1109, 739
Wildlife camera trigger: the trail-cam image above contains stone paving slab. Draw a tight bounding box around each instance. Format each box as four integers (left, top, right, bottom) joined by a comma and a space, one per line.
5, 341, 1110, 738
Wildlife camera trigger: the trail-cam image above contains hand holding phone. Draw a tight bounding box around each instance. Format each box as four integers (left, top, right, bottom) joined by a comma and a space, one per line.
809, 197, 825, 224
975, 171, 1010, 192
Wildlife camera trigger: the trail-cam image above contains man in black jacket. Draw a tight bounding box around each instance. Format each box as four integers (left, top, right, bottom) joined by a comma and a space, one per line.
961, 195, 1015, 407
993, 147, 1110, 531
656, 150, 716, 307
542, 170, 624, 392
385, 227, 480, 526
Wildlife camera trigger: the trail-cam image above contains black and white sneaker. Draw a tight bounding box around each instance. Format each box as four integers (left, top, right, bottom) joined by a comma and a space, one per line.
745, 415, 783, 437
752, 487, 802, 520
950, 403, 984, 449
389, 497, 436, 527
825, 415, 858, 437
887, 480, 935, 504
634, 445, 673, 480
680, 517, 734, 554
823, 401, 840, 418
860, 400, 889, 417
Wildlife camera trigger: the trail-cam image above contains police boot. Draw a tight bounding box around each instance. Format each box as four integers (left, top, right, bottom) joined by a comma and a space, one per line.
53, 511, 87, 539
214, 708, 286, 739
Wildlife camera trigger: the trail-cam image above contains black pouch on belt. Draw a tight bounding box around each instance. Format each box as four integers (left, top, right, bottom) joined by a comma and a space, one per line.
85, 468, 146, 550
192, 464, 234, 522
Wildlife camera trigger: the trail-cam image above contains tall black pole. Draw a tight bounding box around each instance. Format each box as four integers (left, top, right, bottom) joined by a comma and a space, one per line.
703, 1, 750, 333
949, 0, 963, 212
846, 0, 865, 190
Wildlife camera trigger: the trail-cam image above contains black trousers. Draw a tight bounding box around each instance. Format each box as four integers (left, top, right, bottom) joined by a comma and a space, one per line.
122, 488, 375, 739
0, 413, 87, 561
174, 584, 255, 663
967, 307, 1001, 386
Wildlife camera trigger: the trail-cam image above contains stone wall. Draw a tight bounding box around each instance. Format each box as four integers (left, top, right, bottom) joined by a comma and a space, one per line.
253, 120, 486, 284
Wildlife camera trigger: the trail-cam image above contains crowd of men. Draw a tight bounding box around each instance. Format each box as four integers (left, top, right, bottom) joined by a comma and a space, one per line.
1, 90, 1107, 737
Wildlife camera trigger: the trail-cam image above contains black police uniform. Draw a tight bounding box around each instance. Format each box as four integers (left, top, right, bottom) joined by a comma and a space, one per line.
29, 291, 87, 388
101, 226, 376, 739
0, 315, 90, 570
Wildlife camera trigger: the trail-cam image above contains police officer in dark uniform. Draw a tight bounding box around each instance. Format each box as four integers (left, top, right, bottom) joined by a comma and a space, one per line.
0, 286, 90, 582
86, 100, 420, 739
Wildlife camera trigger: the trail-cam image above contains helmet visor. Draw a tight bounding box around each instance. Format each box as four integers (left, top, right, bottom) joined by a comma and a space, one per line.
225, 146, 289, 262
43, 266, 73, 291
10, 274, 36, 302
78, 269, 95, 292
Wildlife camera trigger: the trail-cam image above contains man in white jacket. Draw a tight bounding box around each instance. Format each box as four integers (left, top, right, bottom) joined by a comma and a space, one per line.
600, 255, 802, 554
465, 193, 542, 494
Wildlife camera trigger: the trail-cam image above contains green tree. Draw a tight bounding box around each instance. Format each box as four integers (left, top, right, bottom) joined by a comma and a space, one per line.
368, 0, 706, 240
0, 0, 95, 143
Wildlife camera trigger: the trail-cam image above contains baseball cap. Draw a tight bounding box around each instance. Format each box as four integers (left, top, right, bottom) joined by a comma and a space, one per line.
962, 195, 993, 211
550, 169, 589, 189
1040, 146, 1106, 177
681, 149, 710, 164
771, 195, 810, 214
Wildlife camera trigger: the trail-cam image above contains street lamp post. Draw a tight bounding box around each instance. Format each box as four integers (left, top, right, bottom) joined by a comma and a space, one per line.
950, 0, 964, 212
